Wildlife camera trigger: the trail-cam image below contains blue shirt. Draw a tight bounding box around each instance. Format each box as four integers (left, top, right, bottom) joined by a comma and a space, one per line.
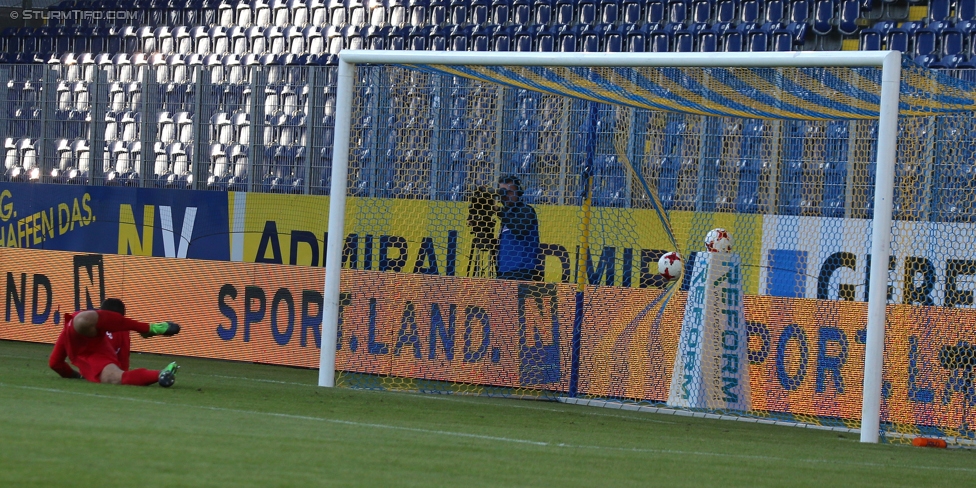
498, 201, 542, 273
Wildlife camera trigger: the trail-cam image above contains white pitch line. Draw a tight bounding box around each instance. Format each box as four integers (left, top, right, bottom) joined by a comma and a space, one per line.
2, 382, 974, 473
183, 372, 676, 424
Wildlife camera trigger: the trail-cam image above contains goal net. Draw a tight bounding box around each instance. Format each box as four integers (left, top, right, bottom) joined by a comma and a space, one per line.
321, 51, 976, 445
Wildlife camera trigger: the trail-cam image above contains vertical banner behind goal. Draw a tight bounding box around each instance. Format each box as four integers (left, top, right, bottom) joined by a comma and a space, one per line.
667, 252, 751, 411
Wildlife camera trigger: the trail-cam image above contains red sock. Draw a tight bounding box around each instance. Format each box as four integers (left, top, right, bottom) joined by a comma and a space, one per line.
121, 368, 159, 386
96, 310, 150, 334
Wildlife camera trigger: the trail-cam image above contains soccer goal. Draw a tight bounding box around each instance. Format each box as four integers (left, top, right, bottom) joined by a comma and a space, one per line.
317, 49, 976, 446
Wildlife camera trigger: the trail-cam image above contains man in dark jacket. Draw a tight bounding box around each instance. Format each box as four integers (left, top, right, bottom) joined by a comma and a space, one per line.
496, 175, 543, 281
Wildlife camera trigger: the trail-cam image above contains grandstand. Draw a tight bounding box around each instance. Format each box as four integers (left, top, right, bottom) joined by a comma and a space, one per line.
0, 0, 973, 198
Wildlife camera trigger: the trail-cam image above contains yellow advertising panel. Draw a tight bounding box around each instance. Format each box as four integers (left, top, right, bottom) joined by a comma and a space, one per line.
229, 192, 762, 293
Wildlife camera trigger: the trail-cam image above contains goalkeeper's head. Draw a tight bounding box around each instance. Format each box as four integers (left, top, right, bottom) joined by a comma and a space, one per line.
100, 298, 126, 316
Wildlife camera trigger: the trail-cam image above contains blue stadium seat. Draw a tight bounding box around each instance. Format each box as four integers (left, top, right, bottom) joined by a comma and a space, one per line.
697, 25, 717, 51
557, 24, 581, 51
914, 27, 937, 58
959, 1, 976, 22
786, 0, 810, 45
690, 0, 709, 23
577, 0, 597, 24
674, 28, 693, 51
931, 54, 963, 69
535, 25, 558, 51
600, 0, 620, 23
448, 25, 470, 50
885, 27, 908, 53
523, 0, 547, 24
646, 0, 664, 23
748, 30, 768, 51
859, 26, 881, 50
811, 0, 833, 36
493, 0, 512, 24
769, 26, 792, 50
715, 0, 735, 23
900, 20, 925, 36
941, 27, 964, 57
668, 0, 688, 24
766, 0, 786, 24
429, 0, 449, 25
602, 24, 624, 51
649, 30, 669, 51
512, 0, 531, 24
837, 0, 859, 36
449, 0, 469, 24
471, 0, 490, 23
621, 0, 641, 23
928, 0, 950, 22
470, 24, 494, 51
583, 23, 607, 51
740, 0, 760, 23
723, 30, 743, 51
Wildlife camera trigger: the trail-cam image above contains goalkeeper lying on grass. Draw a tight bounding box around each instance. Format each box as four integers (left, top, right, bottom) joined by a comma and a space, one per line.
49, 298, 181, 387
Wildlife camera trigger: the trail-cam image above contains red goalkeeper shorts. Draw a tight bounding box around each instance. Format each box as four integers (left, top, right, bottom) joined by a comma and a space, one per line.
65, 327, 123, 383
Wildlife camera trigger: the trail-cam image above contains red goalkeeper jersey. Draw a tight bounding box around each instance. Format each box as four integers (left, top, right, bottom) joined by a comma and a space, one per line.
49, 312, 131, 382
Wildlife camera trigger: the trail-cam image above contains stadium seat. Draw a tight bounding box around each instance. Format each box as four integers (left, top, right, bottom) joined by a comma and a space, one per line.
553, 0, 572, 24
914, 27, 938, 59
599, 0, 619, 24
646, 0, 664, 24
722, 30, 742, 51
769, 26, 792, 50
885, 27, 908, 54
513, 25, 536, 51
256, 0, 277, 26
493, 24, 515, 51
649, 31, 669, 51
697, 25, 717, 51
739, 0, 760, 23
928, 0, 950, 22
387, 24, 410, 50
748, 30, 768, 51
429, 0, 449, 25
714, 0, 734, 23
837, 0, 859, 36
811, 0, 832, 36
448, 0, 470, 24
765, 0, 786, 24
859, 26, 881, 50
621, 0, 641, 24
512, 0, 531, 24
601, 24, 624, 51
309, 0, 329, 25
931, 54, 963, 69
941, 27, 964, 57
959, 1, 976, 22
674, 28, 693, 51
668, 0, 688, 24
228, 25, 247, 55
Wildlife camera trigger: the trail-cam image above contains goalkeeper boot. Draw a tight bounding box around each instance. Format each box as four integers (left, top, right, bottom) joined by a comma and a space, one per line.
141, 321, 181, 339
158, 362, 180, 388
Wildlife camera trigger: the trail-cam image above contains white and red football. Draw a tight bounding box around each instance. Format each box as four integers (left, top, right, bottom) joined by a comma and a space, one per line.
704, 228, 732, 253
658, 252, 683, 281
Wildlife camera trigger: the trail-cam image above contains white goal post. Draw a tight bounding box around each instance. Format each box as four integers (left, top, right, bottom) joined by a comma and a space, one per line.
318, 50, 903, 445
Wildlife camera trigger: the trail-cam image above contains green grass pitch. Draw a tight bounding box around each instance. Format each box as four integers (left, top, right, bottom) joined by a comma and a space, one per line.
2, 340, 974, 487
